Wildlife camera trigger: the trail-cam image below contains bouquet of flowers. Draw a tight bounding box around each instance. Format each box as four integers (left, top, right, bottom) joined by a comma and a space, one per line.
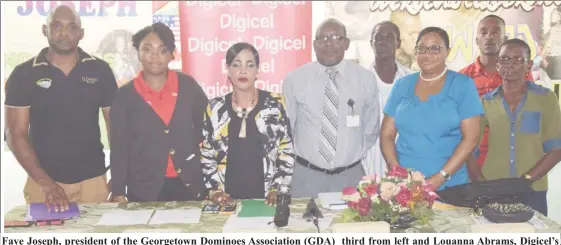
341, 166, 438, 226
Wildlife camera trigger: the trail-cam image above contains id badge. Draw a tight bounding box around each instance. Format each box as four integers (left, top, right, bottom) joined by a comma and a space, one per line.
346, 115, 360, 127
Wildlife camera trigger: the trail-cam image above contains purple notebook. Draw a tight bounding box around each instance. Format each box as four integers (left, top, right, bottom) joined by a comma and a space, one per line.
25, 203, 81, 221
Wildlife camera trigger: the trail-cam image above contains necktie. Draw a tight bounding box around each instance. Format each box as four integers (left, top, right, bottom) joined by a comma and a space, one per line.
319, 68, 339, 165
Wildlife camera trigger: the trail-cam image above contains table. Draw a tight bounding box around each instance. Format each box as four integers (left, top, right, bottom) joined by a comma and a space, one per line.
4, 199, 561, 233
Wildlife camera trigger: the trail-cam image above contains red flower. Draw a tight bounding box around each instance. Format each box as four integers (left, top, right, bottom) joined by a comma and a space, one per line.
348, 201, 359, 210
423, 191, 438, 207
363, 184, 378, 196
357, 197, 371, 216
342, 186, 358, 195
395, 187, 412, 207
387, 166, 409, 178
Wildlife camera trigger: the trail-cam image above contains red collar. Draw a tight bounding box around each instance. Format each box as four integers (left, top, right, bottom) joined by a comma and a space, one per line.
133, 70, 177, 95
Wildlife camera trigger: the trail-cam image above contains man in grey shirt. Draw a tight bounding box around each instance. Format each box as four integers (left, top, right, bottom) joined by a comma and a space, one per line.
283, 19, 380, 198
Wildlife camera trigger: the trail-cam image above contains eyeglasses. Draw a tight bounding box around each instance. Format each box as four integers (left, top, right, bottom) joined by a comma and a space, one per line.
315, 35, 346, 45
497, 56, 528, 64
415, 45, 447, 54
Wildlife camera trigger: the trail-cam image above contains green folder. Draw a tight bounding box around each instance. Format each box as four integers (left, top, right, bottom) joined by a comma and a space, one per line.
237, 200, 276, 217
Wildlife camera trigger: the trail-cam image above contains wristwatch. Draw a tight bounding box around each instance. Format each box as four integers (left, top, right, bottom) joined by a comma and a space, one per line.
523, 174, 532, 181
440, 170, 451, 181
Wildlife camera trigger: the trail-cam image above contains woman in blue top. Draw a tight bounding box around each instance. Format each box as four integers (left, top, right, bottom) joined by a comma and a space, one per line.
380, 27, 483, 190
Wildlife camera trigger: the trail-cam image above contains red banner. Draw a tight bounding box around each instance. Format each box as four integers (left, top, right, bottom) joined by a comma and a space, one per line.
178, 1, 312, 99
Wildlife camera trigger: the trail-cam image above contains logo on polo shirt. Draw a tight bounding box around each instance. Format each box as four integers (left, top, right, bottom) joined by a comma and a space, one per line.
36, 78, 52, 89
81, 77, 99, 84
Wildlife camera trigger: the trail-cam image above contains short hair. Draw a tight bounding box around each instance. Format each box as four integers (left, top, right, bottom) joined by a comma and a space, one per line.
371, 21, 401, 42
416, 27, 450, 48
132, 22, 176, 53
499, 38, 531, 59
46, 5, 81, 26
316, 18, 347, 37
478, 14, 506, 28
225, 42, 260, 67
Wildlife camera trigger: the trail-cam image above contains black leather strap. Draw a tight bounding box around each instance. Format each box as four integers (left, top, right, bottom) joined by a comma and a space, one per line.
296, 156, 360, 175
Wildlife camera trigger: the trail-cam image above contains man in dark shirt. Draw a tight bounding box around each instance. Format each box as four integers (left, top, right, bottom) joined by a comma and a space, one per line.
4, 5, 118, 211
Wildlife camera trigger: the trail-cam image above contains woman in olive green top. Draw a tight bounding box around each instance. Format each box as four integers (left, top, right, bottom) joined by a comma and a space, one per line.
467, 39, 561, 216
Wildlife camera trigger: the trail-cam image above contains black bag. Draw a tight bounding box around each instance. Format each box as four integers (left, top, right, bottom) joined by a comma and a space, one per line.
435, 178, 533, 208
481, 202, 534, 223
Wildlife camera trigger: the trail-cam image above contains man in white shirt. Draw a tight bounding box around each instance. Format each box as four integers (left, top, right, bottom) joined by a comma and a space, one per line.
363, 21, 411, 176
283, 19, 380, 197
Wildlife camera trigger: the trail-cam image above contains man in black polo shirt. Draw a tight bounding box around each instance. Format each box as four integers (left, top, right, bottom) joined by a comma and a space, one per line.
4, 5, 117, 211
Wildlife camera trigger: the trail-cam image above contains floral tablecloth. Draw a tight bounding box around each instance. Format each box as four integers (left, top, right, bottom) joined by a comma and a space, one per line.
4, 199, 561, 233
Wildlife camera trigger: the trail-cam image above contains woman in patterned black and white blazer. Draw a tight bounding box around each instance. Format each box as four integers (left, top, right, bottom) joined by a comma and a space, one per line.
200, 42, 295, 206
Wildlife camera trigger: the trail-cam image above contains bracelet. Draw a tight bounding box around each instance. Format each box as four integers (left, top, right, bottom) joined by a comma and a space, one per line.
439, 170, 451, 181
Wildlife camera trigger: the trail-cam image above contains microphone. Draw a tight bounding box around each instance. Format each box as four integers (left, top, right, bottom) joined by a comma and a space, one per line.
273, 193, 291, 227
303, 198, 323, 233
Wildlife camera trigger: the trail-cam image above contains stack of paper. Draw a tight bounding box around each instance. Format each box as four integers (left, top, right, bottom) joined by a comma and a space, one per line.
222, 216, 272, 232
317, 192, 347, 210
222, 213, 334, 232
96, 209, 203, 226
148, 209, 201, 225
96, 210, 154, 226
26, 203, 81, 221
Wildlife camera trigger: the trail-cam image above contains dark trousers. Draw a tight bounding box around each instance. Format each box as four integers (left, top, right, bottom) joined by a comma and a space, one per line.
525, 190, 548, 216
127, 177, 199, 202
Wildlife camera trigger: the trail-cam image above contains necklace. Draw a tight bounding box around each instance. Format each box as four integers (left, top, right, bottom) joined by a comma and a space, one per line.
232, 90, 258, 138
420, 66, 447, 82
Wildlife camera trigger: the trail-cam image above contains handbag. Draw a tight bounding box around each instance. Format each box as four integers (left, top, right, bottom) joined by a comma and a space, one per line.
481, 202, 534, 223
435, 178, 533, 208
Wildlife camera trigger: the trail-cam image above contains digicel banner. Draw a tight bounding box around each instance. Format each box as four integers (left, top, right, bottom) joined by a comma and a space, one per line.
178, 1, 312, 99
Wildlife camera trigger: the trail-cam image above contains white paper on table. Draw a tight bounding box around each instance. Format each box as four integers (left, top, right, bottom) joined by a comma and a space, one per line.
222, 213, 334, 232
96, 209, 154, 226
470, 215, 548, 229
148, 209, 201, 225
527, 216, 547, 229
222, 216, 271, 232
317, 192, 347, 210
288, 213, 334, 230
123, 229, 182, 233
